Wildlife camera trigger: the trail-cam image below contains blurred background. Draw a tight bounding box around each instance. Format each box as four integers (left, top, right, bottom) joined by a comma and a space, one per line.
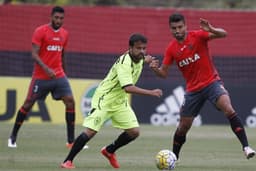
1, 0, 256, 127
2, 0, 256, 9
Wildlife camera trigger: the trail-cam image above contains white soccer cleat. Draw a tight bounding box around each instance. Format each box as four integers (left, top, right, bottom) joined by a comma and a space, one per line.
8, 138, 17, 148
83, 145, 89, 149
244, 146, 255, 159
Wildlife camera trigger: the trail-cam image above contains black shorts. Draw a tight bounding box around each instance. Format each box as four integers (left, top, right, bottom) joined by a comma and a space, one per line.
180, 80, 228, 117
26, 76, 73, 102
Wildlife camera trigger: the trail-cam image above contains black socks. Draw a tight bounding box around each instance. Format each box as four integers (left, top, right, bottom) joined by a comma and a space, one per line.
64, 132, 89, 162
106, 132, 136, 153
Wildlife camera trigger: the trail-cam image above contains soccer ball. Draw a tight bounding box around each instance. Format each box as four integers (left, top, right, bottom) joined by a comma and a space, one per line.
155, 149, 177, 170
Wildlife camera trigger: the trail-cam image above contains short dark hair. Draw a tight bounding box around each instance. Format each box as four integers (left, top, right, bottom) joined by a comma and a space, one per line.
129, 33, 147, 46
169, 13, 185, 24
51, 6, 65, 15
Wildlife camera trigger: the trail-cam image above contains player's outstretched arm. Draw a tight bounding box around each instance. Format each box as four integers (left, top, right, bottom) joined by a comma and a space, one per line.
144, 55, 155, 64
149, 59, 169, 78
124, 85, 163, 98
200, 18, 227, 39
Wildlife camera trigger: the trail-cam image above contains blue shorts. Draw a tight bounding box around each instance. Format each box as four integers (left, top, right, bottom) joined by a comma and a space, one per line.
26, 77, 73, 101
180, 80, 228, 117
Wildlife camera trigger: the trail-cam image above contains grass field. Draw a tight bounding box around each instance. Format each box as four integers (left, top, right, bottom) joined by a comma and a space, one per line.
0, 123, 255, 171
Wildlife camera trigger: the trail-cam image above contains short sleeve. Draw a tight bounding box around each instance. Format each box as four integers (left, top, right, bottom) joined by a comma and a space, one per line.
32, 27, 43, 46
197, 30, 210, 41
116, 58, 133, 87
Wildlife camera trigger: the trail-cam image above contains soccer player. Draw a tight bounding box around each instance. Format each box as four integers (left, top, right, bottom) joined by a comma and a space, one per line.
60, 33, 163, 169
8, 6, 75, 149
150, 13, 255, 160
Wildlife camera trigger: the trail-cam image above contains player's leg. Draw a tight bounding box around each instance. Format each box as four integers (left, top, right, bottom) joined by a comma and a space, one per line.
105, 127, 139, 153
61, 127, 97, 169
8, 99, 35, 148
216, 94, 255, 159
107, 106, 139, 153
173, 90, 205, 159
53, 77, 75, 147
208, 80, 255, 159
61, 95, 75, 147
172, 116, 194, 160
101, 127, 139, 169
8, 79, 47, 148
61, 108, 107, 168
101, 106, 139, 168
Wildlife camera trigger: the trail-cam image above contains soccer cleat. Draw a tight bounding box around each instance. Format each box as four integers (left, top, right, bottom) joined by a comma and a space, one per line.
66, 142, 74, 149
8, 138, 17, 148
66, 142, 89, 150
83, 145, 89, 149
101, 147, 120, 168
244, 146, 256, 159
60, 160, 75, 169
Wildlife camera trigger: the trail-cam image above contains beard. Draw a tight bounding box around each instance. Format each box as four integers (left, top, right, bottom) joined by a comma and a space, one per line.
130, 53, 144, 63
51, 22, 62, 30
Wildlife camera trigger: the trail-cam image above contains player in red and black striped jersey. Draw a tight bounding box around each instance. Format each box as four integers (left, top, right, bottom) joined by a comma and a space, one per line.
8, 6, 75, 149
150, 13, 255, 160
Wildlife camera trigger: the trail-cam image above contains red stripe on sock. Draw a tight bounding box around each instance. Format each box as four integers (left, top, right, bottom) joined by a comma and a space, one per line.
66, 109, 75, 113
228, 112, 237, 119
20, 107, 28, 114
235, 127, 243, 133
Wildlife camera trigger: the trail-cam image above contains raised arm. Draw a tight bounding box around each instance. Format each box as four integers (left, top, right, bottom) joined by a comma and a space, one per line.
200, 18, 227, 40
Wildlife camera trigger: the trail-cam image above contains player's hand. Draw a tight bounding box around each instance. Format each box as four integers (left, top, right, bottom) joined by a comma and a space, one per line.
45, 67, 56, 79
149, 59, 160, 69
144, 55, 156, 64
200, 18, 213, 32
151, 89, 163, 98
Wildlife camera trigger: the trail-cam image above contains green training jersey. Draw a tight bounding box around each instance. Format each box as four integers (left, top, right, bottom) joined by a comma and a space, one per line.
91, 52, 144, 111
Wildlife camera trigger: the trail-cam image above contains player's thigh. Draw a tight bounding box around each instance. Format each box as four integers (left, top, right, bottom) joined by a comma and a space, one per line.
206, 80, 229, 110
51, 77, 73, 100
25, 79, 50, 102
111, 106, 139, 129
83, 108, 110, 132
180, 91, 205, 117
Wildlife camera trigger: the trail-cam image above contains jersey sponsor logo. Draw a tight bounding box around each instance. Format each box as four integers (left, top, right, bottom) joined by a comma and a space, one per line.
46, 45, 63, 52
52, 37, 61, 41
150, 86, 202, 126
179, 53, 200, 67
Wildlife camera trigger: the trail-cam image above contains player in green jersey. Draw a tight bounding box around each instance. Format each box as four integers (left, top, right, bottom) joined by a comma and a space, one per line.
61, 33, 163, 169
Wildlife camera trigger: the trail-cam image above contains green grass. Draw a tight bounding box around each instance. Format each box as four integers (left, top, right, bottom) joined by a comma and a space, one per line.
0, 123, 255, 171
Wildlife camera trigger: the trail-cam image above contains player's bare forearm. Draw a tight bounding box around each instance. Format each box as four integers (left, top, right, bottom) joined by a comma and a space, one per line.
200, 18, 227, 39
32, 43, 56, 78
152, 67, 168, 78
32, 45, 47, 70
144, 55, 155, 64
124, 85, 163, 97
209, 27, 227, 38
149, 60, 169, 78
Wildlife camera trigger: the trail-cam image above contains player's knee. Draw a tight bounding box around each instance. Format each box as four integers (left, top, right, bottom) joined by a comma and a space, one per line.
64, 96, 75, 109
22, 100, 35, 111
224, 110, 236, 118
177, 125, 190, 135
132, 130, 140, 138
127, 128, 140, 139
